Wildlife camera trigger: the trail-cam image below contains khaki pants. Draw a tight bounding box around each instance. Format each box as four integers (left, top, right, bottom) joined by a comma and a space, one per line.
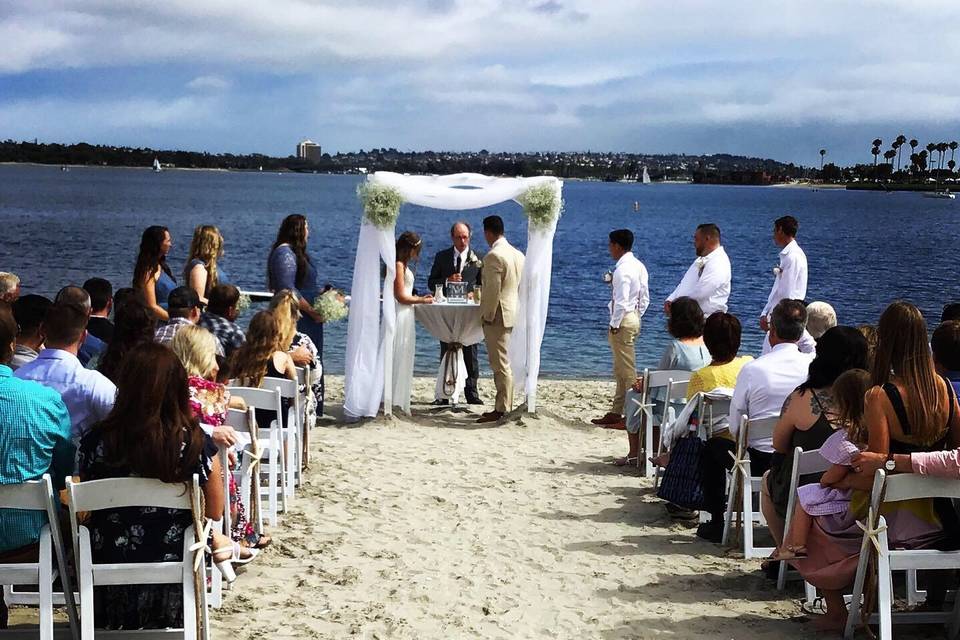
483, 309, 514, 414
608, 311, 640, 415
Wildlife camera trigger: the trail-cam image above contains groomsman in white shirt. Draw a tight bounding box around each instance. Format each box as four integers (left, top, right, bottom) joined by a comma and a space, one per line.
664, 223, 731, 316
592, 229, 650, 428
760, 216, 807, 331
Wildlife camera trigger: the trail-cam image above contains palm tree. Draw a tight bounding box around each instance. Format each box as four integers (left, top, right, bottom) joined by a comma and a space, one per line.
918, 150, 929, 173
873, 138, 883, 149
872, 146, 881, 166
895, 134, 907, 172
926, 143, 937, 176
938, 142, 949, 173
819, 149, 827, 170
950, 141, 958, 166
950, 160, 957, 174
884, 149, 897, 166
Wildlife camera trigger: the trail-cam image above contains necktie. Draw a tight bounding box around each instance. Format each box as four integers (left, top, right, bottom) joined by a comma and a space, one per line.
455, 255, 462, 274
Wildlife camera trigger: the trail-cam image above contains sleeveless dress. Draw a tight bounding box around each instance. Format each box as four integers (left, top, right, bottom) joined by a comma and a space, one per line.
391, 265, 416, 415
155, 269, 176, 309
767, 389, 838, 518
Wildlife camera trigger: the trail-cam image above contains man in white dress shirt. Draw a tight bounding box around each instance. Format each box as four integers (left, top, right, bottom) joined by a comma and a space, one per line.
592, 229, 650, 427
664, 223, 731, 316
697, 298, 813, 541
759, 216, 808, 331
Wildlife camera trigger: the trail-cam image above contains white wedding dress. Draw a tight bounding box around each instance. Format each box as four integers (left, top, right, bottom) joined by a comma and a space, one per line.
391, 265, 416, 414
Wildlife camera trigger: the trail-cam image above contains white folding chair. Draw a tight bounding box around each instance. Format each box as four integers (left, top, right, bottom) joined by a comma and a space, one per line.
261, 377, 303, 495
0, 475, 79, 640
224, 407, 263, 536
630, 369, 691, 477
296, 365, 314, 468
226, 386, 287, 526
844, 470, 960, 640
776, 446, 829, 603
721, 414, 779, 558
67, 475, 209, 640
651, 377, 690, 488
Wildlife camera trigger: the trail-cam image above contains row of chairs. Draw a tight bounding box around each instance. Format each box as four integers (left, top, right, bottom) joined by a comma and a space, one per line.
0, 364, 318, 639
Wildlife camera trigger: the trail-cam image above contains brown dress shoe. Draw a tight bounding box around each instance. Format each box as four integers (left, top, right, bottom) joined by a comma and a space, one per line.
476, 411, 503, 424
591, 412, 624, 425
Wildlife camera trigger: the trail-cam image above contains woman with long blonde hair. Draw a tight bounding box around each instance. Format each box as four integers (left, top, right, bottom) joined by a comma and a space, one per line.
269, 289, 323, 414
227, 311, 296, 388
184, 224, 224, 305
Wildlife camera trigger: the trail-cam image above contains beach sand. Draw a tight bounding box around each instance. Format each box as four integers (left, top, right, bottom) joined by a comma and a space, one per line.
209, 375, 810, 639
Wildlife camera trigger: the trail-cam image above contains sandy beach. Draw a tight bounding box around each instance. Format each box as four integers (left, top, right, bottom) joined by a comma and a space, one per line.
210, 375, 806, 639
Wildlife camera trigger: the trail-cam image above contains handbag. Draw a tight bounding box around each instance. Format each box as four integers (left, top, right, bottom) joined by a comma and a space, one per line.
656, 433, 705, 510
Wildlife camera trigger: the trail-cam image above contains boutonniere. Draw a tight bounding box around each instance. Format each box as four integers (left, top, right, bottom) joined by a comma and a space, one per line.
603, 270, 614, 285
695, 256, 707, 277
772, 265, 782, 277
467, 251, 481, 265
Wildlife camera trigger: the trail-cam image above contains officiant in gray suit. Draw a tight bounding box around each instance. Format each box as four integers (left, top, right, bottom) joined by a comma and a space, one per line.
427, 221, 484, 405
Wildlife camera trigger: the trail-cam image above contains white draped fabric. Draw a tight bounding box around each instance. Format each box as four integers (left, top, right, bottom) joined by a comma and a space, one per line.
343, 172, 562, 419
414, 303, 485, 402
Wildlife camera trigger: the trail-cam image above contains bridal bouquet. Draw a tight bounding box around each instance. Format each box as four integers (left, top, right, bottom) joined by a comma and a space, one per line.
312, 289, 349, 322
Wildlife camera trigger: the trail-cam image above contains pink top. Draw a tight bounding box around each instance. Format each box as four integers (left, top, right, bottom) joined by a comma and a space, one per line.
911, 449, 960, 478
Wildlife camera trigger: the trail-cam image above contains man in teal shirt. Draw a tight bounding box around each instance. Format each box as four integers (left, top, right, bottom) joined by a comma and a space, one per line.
0, 303, 74, 556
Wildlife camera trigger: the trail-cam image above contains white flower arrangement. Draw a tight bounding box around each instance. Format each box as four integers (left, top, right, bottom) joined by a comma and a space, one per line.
772, 266, 782, 277
357, 182, 404, 229
236, 293, 252, 313
603, 270, 614, 284
312, 289, 349, 322
517, 183, 563, 230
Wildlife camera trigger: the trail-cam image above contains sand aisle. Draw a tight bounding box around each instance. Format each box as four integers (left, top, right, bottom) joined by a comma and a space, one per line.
212, 377, 804, 639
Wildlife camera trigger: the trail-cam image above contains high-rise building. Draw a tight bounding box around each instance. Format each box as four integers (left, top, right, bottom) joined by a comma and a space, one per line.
296, 139, 322, 163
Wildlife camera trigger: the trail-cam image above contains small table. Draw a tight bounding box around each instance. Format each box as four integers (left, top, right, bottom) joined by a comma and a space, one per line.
414, 302, 483, 403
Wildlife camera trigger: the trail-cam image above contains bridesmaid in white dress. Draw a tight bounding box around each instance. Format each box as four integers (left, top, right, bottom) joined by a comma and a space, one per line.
392, 231, 433, 414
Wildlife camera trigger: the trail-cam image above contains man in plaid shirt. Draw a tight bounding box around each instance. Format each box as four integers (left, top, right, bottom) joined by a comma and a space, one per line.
199, 284, 246, 358
155, 287, 224, 356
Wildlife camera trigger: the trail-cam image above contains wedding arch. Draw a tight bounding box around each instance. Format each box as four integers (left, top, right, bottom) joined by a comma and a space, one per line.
342, 171, 563, 419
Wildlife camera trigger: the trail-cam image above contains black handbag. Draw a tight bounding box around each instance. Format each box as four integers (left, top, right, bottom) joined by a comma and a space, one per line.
656, 434, 705, 510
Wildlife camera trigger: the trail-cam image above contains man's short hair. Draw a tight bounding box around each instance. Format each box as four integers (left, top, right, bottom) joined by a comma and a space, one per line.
208, 284, 240, 316
609, 229, 634, 252
82, 278, 113, 313
932, 321, 960, 372
42, 302, 88, 347
54, 285, 92, 313
0, 304, 16, 363
0, 273, 20, 298
775, 215, 799, 237
696, 223, 721, 242
483, 215, 504, 236
942, 303, 960, 323
450, 221, 471, 236
806, 301, 837, 339
167, 286, 201, 319
12, 294, 53, 337
771, 299, 808, 342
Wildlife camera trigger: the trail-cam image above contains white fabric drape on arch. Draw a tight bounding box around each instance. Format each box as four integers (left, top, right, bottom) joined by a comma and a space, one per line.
343, 172, 562, 419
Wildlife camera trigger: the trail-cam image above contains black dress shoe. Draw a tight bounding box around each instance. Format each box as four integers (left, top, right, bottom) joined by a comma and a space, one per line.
466, 396, 483, 405
695, 520, 723, 543
432, 399, 449, 406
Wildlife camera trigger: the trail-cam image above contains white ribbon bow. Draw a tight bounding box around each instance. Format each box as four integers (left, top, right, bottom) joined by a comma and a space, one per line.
856, 508, 888, 555
189, 517, 214, 573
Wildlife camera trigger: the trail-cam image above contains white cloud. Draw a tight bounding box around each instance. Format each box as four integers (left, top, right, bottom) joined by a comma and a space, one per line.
186, 75, 230, 91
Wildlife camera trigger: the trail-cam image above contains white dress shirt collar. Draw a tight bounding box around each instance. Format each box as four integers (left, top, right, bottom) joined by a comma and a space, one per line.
780, 239, 799, 257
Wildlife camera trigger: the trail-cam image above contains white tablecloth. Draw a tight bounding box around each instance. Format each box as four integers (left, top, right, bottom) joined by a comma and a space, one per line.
414, 302, 483, 401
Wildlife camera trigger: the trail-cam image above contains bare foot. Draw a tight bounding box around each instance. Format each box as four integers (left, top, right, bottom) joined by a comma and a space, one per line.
649, 451, 670, 467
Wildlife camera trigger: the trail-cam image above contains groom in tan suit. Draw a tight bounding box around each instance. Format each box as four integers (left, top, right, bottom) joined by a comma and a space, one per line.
477, 215, 525, 424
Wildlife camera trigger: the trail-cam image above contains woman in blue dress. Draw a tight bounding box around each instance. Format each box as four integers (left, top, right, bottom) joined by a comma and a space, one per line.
133, 225, 176, 321
267, 214, 326, 413
183, 224, 225, 306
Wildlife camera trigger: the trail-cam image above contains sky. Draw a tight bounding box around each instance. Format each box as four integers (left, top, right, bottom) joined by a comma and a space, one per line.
3, 0, 960, 166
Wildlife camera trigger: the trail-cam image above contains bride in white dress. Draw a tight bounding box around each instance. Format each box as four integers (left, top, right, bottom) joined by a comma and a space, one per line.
392, 231, 433, 414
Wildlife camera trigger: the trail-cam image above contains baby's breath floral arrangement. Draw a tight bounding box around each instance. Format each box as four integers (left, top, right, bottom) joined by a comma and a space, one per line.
235, 293, 252, 313
517, 182, 563, 230
312, 289, 349, 322
357, 182, 404, 229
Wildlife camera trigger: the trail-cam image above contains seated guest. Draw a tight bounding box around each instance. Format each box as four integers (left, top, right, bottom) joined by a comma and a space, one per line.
155, 286, 223, 356
16, 302, 117, 442
856, 324, 878, 370
806, 301, 837, 339
269, 289, 323, 412
618, 296, 708, 466
696, 299, 813, 542
11, 294, 51, 370
112, 287, 137, 309
0, 272, 20, 303
78, 343, 242, 628
54, 285, 106, 367
227, 311, 297, 430
942, 303, 960, 323
0, 304, 74, 559
932, 321, 960, 395
97, 298, 157, 383
760, 326, 868, 547
82, 277, 114, 343
199, 283, 245, 358
171, 325, 269, 551
792, 301, 960, 633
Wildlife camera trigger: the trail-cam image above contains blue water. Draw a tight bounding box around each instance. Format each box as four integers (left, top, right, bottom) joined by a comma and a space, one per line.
1, 164, 957, 376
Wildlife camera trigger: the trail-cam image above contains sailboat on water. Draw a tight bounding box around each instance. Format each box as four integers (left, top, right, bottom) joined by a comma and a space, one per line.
641, 166, 651, 184
152, 158, 162, 173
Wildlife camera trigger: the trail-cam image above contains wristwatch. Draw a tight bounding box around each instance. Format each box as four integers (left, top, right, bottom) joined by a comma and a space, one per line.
884, 453, 896, 473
